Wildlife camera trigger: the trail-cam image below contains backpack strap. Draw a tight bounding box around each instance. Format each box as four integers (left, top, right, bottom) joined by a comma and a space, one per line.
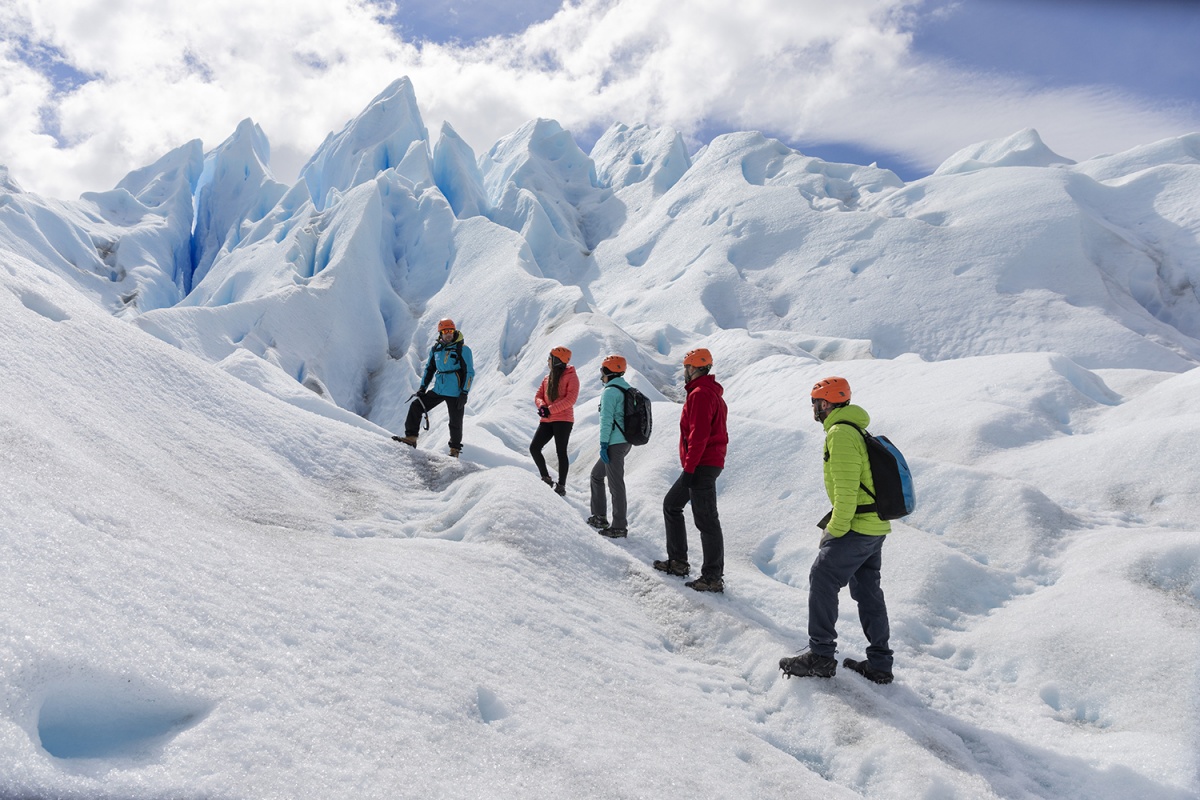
611, 384, 629, 434
824, 420, 878, 514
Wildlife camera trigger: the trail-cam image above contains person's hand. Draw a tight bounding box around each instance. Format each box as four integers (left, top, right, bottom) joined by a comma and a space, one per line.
416, 386, 428, 399
600, 443, 610, 464
538, 405, 550, 418
461, 393, 468, 407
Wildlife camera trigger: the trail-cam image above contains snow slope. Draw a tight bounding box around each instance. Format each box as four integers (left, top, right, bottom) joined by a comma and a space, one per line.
1, 78, 1198, 799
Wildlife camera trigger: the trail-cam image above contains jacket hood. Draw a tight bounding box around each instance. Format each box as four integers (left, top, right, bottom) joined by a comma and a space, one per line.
686, 373, 723, 396
823, 403, 870, 431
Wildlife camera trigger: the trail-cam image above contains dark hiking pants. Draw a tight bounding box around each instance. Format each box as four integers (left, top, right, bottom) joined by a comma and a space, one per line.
590, 442, 632, 529
663, 466, 724, 579
530, 421, 574, 484
808, 531, 893, 672
405, 392, 466, 450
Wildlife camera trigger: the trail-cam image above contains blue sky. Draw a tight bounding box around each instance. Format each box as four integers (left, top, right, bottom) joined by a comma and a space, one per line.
2, 0, 1198, 197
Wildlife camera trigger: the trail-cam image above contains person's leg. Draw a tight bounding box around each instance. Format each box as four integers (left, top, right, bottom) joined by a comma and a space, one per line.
848, 536, 893, 672
404, 392, 444, 437
529, 423, 555, 479
689, 466, 724, 579
552, 422, 573, 484
607, 443, 632, 529
807, 532, 873, 659
662, 472, 692, 563
590, 456, 608, 520
445, 395, 465, 451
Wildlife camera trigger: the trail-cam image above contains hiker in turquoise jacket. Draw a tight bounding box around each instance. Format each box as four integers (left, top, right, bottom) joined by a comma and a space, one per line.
587, 355, 633, 539
780, 376, 894, 685
395, 318, 474, 457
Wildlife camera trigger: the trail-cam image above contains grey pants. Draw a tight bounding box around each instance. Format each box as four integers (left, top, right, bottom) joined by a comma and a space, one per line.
589, 443, 632, 528
808, 531, 893, 672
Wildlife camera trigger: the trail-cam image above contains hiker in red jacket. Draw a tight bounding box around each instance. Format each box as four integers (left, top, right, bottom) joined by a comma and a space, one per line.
654, 348, 728, 592
530, 346, 579, 496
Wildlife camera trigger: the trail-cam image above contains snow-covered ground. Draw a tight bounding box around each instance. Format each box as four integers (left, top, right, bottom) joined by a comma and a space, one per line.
1, 78, 1198, 799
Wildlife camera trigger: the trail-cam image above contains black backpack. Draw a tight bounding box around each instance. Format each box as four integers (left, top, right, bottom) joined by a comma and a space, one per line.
830, 421, 916, 521
613, 385, 652, 446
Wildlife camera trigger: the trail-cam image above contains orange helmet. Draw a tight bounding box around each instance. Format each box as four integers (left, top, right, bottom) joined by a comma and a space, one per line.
437, 318, 456, 333
682, 348, 713, 368
811, 376, 851, 403
550, 346, 572, 364
601, 354, 627, 373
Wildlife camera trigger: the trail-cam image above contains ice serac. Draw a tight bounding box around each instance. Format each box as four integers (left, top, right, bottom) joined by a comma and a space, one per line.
0, 166, 22, 194
591, 122, 691, 202
934, 128, 1075, 176
481, 118, 614, 281
299, 77, 433, 212
432, 121, 488, 219
191, 119, 288, 291
0, 142, 202, 316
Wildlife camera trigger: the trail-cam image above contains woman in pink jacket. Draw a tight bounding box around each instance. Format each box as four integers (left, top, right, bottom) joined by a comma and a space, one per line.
531, 346, 580, 496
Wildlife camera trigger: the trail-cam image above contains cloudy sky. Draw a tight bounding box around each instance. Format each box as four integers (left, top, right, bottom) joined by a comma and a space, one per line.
2, 0, 1198, 199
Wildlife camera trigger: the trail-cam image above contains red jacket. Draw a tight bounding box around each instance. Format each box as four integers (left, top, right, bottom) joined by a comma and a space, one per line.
535, 366, 579, 423
679, 374, 728, 472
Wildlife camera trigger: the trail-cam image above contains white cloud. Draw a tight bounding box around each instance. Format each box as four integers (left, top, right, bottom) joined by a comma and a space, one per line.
2, 0, 1198, 199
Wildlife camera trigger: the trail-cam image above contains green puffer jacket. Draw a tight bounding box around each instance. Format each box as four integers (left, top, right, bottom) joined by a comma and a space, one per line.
822, 404, 891, 538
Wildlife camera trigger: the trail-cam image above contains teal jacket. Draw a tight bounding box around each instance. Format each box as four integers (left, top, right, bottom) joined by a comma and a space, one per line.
420, 332, 474, 397
822, 404, 891, 538
598, 376, 630, 445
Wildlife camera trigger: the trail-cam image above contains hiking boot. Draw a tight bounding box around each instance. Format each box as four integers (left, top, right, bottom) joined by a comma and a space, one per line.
842, 658, 893, 685
685, 575, 724, 593
542, 476, 555, 488
586, 515, 610, 530
653, 559, 690, 576
393, 435, 418, 448
554, 482, 566, 497
599, 527, 627, 539
449, 447, 460, 458
779, 651, 837, 679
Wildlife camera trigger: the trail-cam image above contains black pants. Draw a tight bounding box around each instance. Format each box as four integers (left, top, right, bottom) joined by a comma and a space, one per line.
405, 392, 465, 450
530, 421, 573, 484
663, 466, 724, 579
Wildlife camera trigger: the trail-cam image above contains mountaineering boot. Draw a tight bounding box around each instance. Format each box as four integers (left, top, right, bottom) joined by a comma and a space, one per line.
779, 651, 837, 679
599, 527, 627, 539
653, 559, 690, 577
842, 658, 894, 685
393, 435, 418, 448
542, 476, 556, 488
586, 515, 610, 530
449, 447, 460, 458
685, 575, 724, 593
554, 482, 567, 497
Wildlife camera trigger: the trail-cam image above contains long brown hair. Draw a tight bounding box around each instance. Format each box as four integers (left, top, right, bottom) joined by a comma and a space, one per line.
547, 358, 566, 401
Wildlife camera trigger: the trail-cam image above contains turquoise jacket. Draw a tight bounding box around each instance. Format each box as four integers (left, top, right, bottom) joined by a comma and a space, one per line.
822, 404, 891, 538
598, 376, 630, 445
420, 332, 474, 397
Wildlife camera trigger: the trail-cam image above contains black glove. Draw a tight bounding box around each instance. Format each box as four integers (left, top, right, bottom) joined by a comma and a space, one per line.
681, 471, 695, 488
416, 386, 428, 398
461, 393, 468, 407
538, 405, 551, 418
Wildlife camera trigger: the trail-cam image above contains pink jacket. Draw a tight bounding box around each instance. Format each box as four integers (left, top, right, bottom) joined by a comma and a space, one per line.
535, 366, 579, 423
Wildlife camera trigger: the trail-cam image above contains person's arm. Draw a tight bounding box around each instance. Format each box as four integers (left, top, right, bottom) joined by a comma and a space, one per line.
825, 425, 864, 537
680, 393, 714, 474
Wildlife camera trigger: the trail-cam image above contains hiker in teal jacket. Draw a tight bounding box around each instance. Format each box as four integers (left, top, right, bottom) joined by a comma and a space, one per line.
588, 355, 633, 538
395, 318, 474, 457
780, 376, 894, 685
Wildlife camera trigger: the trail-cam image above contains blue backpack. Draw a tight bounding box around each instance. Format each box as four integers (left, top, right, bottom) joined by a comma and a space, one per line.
836, 421, 916, 520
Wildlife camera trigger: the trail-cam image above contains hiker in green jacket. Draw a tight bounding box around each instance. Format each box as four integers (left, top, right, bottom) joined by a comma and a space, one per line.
780, 376, 894, 685
587, 354, 633, 539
